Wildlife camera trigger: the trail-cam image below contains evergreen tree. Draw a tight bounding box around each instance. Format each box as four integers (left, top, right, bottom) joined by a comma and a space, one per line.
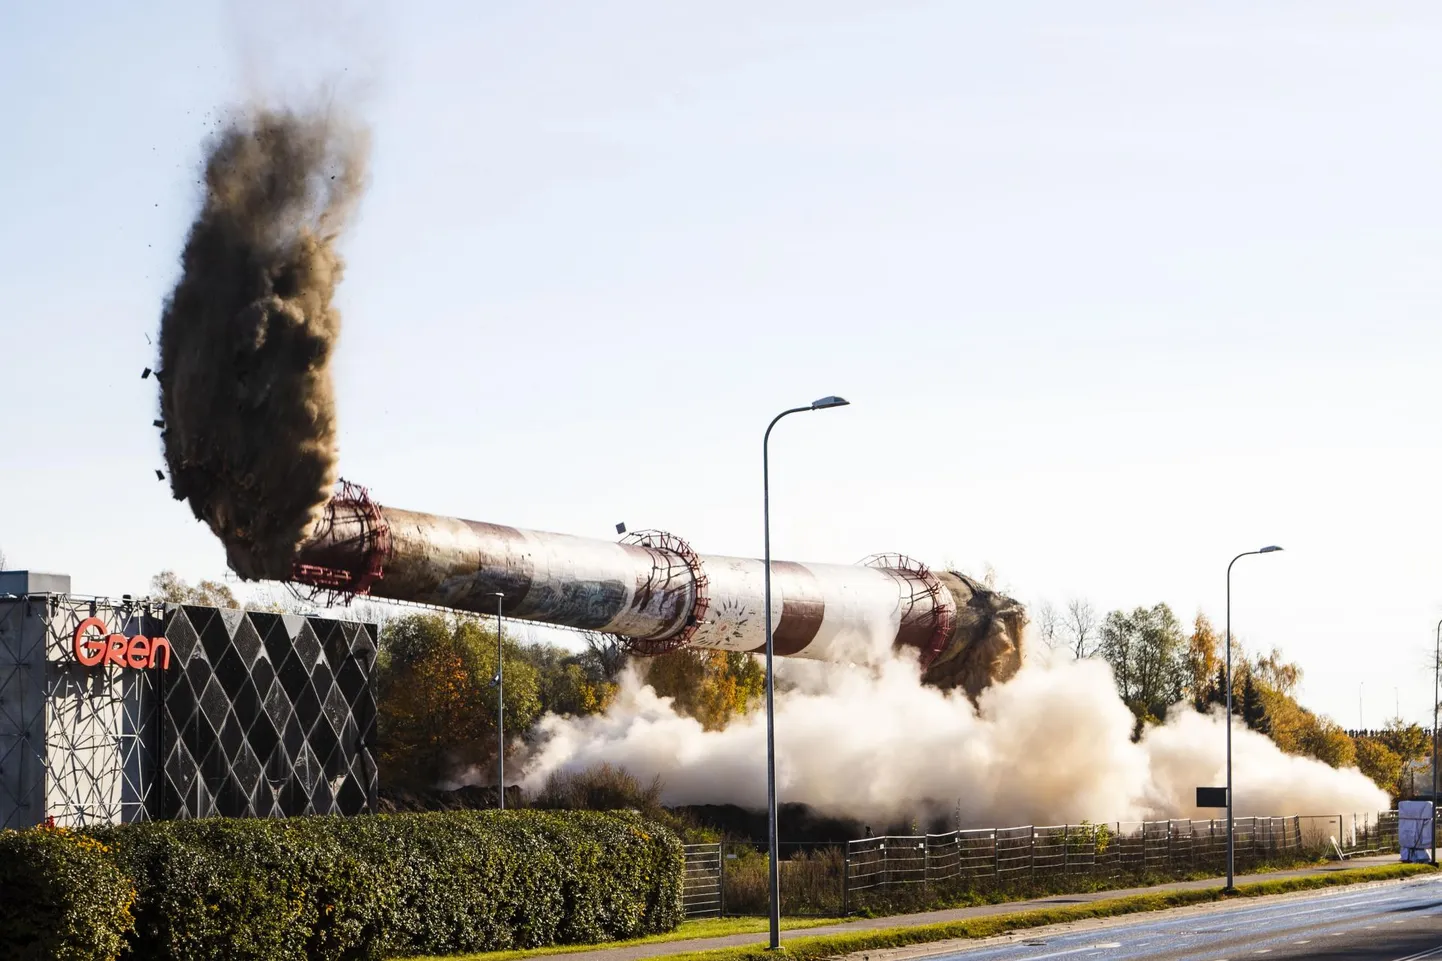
1241, 674, 1270, 734
1207, 665, 1230, 711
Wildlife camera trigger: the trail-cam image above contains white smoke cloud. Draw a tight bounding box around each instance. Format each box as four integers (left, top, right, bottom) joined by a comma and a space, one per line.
518, 655, 1388, 827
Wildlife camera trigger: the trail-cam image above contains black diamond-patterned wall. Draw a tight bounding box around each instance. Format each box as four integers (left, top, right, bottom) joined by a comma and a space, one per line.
158, 606, 377, 819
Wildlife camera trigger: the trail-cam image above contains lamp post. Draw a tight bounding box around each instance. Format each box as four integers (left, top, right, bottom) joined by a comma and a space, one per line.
1225, 545, 1282, 893
763, 395, 849, 950
493, 591, 506, 810
1433, 619, 1440, 864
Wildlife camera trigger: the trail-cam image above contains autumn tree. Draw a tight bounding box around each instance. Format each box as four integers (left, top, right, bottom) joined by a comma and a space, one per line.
642, 649, 764, 730
1186, 614, 1222, 711
1252, 647, 1302, 697
1354, 737, 1404, 798
375, 613, 541, 790
1376, 718, 1429, 765
1297, 717, 1357, 769
520, 640, 619, 717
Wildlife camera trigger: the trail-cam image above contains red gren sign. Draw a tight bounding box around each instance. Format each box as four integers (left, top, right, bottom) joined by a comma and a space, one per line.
72, 617, 172, 670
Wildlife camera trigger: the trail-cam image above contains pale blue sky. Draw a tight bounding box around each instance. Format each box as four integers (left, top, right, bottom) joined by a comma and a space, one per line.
2, 1, 1440, 726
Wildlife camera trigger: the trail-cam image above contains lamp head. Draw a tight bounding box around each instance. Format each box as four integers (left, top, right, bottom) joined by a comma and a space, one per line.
811, 395, 850, 410
1260, 545, 1283, 554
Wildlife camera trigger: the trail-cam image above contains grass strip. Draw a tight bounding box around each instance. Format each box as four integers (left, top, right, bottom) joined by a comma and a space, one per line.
406, 863, 1436, 961
599, 864, 1437, 961
399, 917, 847, 961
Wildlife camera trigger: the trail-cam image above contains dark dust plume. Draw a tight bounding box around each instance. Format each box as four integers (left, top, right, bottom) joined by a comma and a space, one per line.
158, 107, 369, 580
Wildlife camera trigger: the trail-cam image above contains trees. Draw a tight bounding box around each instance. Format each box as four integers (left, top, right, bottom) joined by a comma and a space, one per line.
1036, 599, 1100, 660
580, 631, 627, 683
1036, 602, 1062, 654
1241, 674, 1271, 735
1207, 665, 1229, 712
1252, 647, 1302, 698
1100, 603, 1187, 726
642, 649, 764, 731
1377, 719, 1430, 766
520, 641, 619, 717
1297, 717, 1357, 769
1100, 611, 1135, 699
1064, 600, 1100, 659
375, 613, 542, 790
1186, 614, 1222, 711
149, 570, 238, 608
1354, 737, 1404, 798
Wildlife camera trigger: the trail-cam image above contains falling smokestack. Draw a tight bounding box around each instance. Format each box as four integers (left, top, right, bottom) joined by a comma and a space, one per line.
289, 483, 1025, 695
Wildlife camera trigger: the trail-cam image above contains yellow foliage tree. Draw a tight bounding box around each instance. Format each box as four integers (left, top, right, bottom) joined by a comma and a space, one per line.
1186, 614, 1221, 710
376, 613, 541, 789
1353, 737, 1404, 798
642, 649, 764, 731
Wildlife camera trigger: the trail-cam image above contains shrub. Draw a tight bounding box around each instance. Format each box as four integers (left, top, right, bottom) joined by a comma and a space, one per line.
322, 810, 683, 955
0, 825, 135, 961
67, 809, 680, 961
534, 763, 665, 816
93, 817, 386, 961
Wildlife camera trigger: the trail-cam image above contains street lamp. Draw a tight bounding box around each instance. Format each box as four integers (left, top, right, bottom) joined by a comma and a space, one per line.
491, 592, 506, 810
1433, 619, 1440, 864
1225, 545, 1282, 893
763, 395, 849, 950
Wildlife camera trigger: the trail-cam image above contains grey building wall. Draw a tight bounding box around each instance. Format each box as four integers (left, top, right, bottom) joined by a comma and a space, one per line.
0, 594, 162, 829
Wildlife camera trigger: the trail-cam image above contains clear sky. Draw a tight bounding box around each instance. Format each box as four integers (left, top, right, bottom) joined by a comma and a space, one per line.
3, 1, 1440, 728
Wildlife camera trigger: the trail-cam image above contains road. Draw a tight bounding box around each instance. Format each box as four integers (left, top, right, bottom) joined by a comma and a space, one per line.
911, 875, 1442, 961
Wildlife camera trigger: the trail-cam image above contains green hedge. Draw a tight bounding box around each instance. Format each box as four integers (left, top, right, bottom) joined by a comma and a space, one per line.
0, 826, 135, 961
0, 810, 683, 961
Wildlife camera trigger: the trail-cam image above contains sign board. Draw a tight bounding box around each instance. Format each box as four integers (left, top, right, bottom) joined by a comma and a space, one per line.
1196, 786, 1228, 809
72, 616, 171, 670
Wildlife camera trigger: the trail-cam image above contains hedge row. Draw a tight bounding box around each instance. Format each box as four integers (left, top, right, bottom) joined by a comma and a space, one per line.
0, 810, 684, 961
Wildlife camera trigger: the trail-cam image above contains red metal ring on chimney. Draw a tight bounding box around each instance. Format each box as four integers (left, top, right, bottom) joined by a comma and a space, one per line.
859, 553, 955, 668
616, 529, 710, 656
289, 479, 391, 596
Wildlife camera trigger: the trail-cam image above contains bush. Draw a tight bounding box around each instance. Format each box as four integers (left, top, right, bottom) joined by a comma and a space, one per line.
1, 810, 683, 961
534, 763, 664, 816
93, 817, 386, 961
321, 810, 683, 956
0, 825, 135, 961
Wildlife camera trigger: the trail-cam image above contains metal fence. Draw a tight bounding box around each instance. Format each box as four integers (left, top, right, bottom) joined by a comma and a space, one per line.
681, 811, 1400, 918
682, 843, 724, 918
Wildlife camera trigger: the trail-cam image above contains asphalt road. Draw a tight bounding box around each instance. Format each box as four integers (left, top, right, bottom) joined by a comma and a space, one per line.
916, 876, 1442, 961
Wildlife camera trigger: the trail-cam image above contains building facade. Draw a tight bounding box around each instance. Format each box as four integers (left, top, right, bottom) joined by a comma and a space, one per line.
0, 572, 377, 828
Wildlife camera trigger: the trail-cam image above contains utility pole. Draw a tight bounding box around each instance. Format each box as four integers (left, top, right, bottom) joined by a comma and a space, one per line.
493, 592, 506, 809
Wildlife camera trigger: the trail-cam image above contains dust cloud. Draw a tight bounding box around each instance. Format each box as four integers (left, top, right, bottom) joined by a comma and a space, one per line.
518, 655, 1388, 827
158, 107, 369, 580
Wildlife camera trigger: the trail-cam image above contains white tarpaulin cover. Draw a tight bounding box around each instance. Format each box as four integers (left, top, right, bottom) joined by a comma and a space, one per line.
1398, 800, 1434, 863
